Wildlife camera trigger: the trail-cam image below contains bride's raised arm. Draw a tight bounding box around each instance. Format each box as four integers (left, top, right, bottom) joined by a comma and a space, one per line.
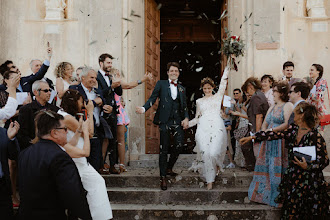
188, 99, 201, 128
214, 66, 230, 103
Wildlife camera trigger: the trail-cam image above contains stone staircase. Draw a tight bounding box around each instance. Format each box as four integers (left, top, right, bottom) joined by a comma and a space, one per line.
105, 166, 281, 220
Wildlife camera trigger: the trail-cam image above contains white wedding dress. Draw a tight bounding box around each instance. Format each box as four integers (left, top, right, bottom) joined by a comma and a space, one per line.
188, 67, 229, 183
58, 110, 113, 220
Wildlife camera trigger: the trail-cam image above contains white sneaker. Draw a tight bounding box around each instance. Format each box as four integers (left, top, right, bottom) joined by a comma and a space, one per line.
226, 163, 235, 169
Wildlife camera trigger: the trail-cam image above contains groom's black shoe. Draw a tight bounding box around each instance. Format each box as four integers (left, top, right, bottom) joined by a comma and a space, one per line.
166, 169, 178, 177
160, 177, 167, 190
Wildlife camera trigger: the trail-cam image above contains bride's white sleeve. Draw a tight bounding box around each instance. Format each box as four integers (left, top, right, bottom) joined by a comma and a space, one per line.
188, 99, 201, 128
215, 66, 230, 103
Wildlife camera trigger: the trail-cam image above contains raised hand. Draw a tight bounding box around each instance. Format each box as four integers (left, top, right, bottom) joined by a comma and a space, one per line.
239, 136, 252, 145
47, 47, 53, 60
82, 118, 90, 135
7, 121, 20, 139
135, 107, 144, 114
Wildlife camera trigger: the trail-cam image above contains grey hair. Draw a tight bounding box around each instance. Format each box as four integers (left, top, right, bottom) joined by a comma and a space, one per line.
76, 66, 84, 72
80, 66, 95, 80
29, 59, 42, 68
32, 80, 48, 92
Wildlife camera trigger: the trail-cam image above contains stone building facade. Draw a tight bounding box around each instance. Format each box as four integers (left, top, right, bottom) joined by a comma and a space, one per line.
0, 0, 329, 162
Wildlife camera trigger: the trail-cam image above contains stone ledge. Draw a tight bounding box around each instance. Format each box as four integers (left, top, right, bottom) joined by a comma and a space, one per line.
256, 42, 279, 50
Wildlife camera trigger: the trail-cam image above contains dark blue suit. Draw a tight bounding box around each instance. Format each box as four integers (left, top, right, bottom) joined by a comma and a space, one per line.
21, 63, 49, 94
0, 128, 19, 219
18, 139, 91, 220
96, 71, 123, 166
143, 80, 189, 176
69, 83, 105, 170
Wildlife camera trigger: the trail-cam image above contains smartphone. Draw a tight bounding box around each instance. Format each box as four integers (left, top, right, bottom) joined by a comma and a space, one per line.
47, 41, 50, 47
76, 109, 87, 121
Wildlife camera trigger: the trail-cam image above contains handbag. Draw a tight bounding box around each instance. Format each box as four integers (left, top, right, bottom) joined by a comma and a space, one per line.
320, 84, 330, 126
233, 126, 249, 141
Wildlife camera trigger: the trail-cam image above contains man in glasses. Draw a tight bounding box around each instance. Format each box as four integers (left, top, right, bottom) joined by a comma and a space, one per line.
17, 80, 59, 150
288, 82, 310, 125
18, 111, 91, 220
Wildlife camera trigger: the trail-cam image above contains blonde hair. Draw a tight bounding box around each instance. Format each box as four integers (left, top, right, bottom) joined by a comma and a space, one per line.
54, 62, 73, 78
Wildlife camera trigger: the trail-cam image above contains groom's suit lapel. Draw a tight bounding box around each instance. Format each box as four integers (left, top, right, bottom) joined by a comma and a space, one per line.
166, 80, 172, 99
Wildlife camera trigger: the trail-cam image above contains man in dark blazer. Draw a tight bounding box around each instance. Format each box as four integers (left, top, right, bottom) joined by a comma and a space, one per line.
288, 82, 310, 125
17, 80, 59, 150
18, 111, 91, 220
97, 53, 122, 174
136, 62, 189, 190
0, 121, 20, 220
70, 67, 113, 172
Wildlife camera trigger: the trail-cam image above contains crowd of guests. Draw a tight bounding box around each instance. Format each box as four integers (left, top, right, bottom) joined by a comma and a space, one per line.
223, 61, 329, 218
0, 47, 152, 219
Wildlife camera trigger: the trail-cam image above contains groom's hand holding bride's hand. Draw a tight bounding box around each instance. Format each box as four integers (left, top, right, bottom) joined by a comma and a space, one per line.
181, 118, 189, 129
239, 136, 254, 145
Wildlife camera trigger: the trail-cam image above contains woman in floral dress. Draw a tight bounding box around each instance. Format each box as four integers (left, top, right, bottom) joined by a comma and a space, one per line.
307, 64, 328, 131
248, 81, 293, 207
241, 102, 330, 219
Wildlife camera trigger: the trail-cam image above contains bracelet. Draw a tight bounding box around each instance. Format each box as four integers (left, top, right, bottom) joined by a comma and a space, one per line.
137, 80, 142, 85
76, 130, 83, 133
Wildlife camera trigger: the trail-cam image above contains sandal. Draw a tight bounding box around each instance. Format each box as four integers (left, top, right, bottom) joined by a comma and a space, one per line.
119, 164, 127, 173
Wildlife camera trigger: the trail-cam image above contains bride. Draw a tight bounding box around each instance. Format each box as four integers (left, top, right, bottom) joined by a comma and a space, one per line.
189, 67, 230, 190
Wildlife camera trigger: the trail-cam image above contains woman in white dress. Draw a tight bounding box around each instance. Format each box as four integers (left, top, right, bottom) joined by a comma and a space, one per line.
55, 62, 75, 107
189, 67, 230, 190
58, 89, 113, 220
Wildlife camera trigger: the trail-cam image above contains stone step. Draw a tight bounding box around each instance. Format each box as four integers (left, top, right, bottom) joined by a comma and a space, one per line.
108, 187, 249, 205
104, 170, 252, 188
129, 154, 198, 168
111, 204, 281, 220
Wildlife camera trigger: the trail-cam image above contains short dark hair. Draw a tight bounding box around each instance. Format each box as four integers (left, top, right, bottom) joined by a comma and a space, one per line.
291, 82, 311, 99
261, 74, 275, 88
2, 71, 17, 86
0, 60, 13, 75
241, 77, 261, 93
61, 89, 83, 116
99, 53, 114, 65
294, 102, 320, 129
273, 81, 289, 102
35, 111, 64, 138
312, 64, 323, 84
166, 62, 180, 72
233, 88, 241, 93
283, 61, 294, 70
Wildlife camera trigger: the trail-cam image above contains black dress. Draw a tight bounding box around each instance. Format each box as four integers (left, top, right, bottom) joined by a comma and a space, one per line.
255, 124, 330, 219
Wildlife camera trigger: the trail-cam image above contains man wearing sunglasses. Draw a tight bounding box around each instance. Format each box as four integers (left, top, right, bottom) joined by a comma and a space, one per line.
17, 80, 59, 150
288, 82, 310, 125
18, 111, 91, 220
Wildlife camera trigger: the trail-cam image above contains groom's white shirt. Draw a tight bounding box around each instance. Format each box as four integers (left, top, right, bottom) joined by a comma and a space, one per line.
168, 79, 178, 100
141, 78, 178, 113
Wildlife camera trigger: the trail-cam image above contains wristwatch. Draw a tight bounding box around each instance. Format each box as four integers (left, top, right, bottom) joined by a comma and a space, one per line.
137, 80, 142, 85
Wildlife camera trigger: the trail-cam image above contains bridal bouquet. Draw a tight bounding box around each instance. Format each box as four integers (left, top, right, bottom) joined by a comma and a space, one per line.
221, 31, 245, 71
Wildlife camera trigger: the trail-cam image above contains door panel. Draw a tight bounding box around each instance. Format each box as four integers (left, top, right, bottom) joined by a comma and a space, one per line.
145, 0, 160, 154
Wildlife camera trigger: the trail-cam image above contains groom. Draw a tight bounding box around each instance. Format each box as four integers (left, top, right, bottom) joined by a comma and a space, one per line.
136, 62, 189, 190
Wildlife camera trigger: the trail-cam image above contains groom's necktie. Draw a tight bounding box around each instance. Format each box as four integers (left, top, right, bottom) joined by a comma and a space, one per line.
170, 81, 177, 87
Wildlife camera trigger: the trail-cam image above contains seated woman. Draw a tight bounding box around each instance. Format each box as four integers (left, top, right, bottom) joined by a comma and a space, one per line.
240, 102, 329, 219
58, 89, 112, 220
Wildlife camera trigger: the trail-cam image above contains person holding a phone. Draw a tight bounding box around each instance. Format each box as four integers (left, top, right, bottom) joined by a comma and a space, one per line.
240, 102, 329, 219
